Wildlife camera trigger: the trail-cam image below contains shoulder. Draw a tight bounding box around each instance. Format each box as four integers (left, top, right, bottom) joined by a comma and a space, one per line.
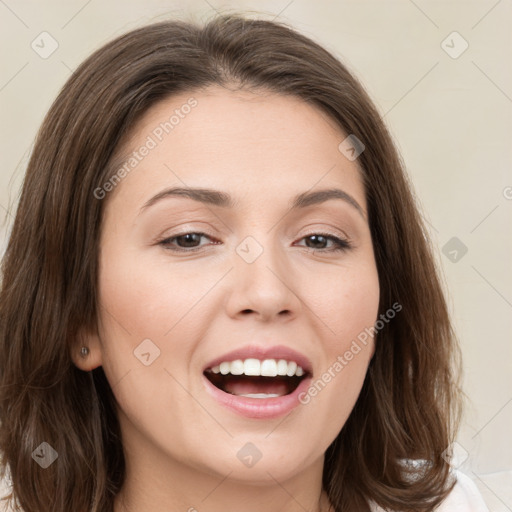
436, 470, 489, 511
0, 466, 17, 512
369, 468, 489, 512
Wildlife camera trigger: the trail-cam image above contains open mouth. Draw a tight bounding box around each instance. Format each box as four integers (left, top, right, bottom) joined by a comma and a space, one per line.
204, 358, 308, 399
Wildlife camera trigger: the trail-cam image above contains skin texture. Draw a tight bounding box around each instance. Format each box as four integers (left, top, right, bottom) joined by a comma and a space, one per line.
72, 85, 380, 512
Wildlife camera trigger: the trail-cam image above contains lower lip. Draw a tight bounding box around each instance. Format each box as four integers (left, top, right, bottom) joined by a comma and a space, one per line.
203, 374, 312, 419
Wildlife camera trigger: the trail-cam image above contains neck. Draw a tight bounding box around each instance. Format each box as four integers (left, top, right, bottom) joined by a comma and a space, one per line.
113, 424, 331, 512
115, 476, 332, 512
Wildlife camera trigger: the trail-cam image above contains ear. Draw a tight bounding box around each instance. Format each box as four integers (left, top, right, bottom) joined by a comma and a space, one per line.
70, 326, 103, 372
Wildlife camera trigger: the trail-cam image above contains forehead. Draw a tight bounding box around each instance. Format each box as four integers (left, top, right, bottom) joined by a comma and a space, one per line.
105, 86, 366, 214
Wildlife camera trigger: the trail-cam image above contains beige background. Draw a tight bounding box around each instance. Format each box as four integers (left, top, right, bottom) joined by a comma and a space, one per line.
1, 0, 511, 509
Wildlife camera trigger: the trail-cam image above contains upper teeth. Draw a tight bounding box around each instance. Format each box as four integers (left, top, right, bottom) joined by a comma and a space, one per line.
209, 358, 305, 377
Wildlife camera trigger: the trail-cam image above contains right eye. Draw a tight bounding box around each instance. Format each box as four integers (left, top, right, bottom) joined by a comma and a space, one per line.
157, 232, 220, 252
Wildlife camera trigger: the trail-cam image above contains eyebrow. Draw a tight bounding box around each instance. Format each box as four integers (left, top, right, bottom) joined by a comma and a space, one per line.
140, 186, 366, 219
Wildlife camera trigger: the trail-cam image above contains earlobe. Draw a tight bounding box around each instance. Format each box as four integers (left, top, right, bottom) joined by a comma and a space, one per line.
70, 330, 103, 371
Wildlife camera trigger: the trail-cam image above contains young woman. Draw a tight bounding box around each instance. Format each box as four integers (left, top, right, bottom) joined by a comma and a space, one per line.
0, 14, 489, 512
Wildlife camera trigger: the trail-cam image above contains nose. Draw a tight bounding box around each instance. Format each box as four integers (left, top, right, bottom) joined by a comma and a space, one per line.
224, 235, 302, 323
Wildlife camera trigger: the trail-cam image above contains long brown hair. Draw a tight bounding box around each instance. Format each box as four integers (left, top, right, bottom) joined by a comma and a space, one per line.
0, 13, 462, 512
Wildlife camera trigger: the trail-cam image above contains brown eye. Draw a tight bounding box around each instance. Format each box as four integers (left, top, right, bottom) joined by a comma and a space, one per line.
159, 232, 217, 252
297, 233, 352, 252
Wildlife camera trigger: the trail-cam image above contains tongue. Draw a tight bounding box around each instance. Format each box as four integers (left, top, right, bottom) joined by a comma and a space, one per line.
223, 377, 290, 397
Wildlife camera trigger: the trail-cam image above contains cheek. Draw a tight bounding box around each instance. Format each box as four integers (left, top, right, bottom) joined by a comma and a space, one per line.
305, 259, 380, 351
95, 242, 224, 400
297, 260, 379, 423
95, 249, 204, 444
97, 244, 208, 340
330, 268, 379, 383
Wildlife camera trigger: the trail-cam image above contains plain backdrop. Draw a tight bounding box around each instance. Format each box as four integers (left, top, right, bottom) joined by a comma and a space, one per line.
0, 1, 511, 509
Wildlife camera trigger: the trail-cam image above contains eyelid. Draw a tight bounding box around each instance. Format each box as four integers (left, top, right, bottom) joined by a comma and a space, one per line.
154, 223, 217, 242
155, 230, 219, 252
297, 223, 350, 239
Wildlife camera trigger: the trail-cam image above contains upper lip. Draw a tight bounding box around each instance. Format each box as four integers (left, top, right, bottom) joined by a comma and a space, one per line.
203, 344, 313, 375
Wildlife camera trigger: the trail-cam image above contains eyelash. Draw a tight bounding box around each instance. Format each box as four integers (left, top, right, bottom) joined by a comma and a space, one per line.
157, 231, 352, 254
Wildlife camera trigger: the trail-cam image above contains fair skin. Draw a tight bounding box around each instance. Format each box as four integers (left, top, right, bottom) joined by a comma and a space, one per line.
72, 85, 380, 512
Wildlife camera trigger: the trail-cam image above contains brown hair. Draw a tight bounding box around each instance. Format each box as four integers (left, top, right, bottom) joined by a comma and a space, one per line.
0, 13, 462, 512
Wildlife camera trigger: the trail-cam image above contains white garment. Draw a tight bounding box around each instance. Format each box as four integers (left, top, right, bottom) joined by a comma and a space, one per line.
370, 469, 490, 511
0, 467, 489, 511
434, 471, 490, 511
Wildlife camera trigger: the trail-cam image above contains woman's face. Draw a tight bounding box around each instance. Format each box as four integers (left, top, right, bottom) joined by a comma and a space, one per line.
79, 86, 379, 485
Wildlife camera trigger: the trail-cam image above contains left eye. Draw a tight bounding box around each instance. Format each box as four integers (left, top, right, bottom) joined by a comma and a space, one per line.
295, 233, 351, 252
158, 232, 351, 253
